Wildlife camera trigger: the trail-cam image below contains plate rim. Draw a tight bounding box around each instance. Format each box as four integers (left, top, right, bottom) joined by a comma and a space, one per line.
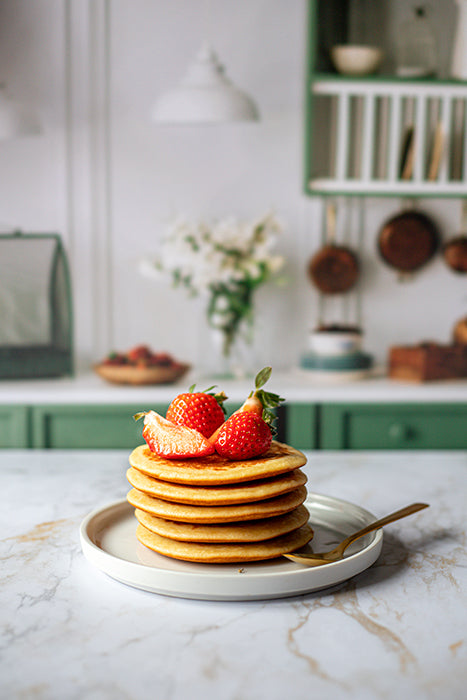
79, 493, 383, 600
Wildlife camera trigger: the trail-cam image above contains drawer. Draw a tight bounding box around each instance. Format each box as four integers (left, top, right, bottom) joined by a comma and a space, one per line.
320, 403, 467, 450
284, 403, 319, 450
30, 401, 284, 450
31, 404, 168, 449
0, 405, 30, 447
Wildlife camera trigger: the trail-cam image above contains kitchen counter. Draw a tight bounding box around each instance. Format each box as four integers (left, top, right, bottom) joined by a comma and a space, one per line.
1, 369, 467, 403
2, 449, 466, 699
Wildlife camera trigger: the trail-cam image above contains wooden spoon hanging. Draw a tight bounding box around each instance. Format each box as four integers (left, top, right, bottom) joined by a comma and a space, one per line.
308, 202, 359, 294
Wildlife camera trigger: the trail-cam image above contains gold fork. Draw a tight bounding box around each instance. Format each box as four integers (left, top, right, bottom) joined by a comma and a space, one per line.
283, 502, 429, 566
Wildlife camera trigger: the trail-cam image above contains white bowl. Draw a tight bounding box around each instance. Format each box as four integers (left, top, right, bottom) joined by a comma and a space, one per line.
331, 45, 383, 77
309, 329, 363, 357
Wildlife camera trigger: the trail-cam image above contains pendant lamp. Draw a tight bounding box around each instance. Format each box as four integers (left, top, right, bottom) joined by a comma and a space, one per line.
0, 85, 42, 140
152, 43, 259, 124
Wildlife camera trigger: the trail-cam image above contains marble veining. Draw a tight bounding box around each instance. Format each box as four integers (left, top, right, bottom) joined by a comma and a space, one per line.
1, 449, 466, 700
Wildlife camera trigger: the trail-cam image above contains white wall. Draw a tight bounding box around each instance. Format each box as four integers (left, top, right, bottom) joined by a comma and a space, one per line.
0, 0, 465, 376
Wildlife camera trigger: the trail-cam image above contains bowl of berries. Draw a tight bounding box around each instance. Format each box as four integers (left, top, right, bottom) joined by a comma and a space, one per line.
94, 345, 190, 385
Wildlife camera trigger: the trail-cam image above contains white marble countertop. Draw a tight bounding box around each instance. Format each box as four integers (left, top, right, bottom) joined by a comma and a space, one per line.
2, 449, 466, 699
1, 369, 467, 404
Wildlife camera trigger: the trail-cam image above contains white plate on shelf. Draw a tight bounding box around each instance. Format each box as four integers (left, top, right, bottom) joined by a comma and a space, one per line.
80, 493, 383, 601
80, 495, 383, 601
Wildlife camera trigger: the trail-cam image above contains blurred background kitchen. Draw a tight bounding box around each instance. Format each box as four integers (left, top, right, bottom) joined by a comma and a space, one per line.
0, 0, 466, 450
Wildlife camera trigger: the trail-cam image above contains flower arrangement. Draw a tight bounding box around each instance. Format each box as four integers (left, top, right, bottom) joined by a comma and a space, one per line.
146, 213, 285, 357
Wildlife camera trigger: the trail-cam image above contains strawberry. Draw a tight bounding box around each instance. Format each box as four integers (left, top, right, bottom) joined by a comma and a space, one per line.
126, 345, 152, 363
135, 410, 215, 458
166, 385, 227, 438
103, 351, 128, 366
209, 366, 284, 444
214, 411, 272, 460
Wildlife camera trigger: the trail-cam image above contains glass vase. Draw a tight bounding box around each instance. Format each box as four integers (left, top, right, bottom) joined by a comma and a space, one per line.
209, 326, 256, 380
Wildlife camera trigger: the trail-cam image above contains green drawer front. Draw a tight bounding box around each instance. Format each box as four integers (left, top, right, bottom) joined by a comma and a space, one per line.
32, 404, 168, 449
321, 404, 467, 450
0, 405, 30, 447
284, 403, 318, 450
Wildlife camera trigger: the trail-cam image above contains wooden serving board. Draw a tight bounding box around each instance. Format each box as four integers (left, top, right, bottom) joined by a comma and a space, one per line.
389, 343, 467, 382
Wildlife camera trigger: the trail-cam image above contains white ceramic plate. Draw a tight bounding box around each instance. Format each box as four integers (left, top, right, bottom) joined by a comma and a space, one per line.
80, 493, 383, 601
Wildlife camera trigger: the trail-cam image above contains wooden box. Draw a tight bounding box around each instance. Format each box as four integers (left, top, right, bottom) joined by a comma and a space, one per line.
389, 343, 467, 382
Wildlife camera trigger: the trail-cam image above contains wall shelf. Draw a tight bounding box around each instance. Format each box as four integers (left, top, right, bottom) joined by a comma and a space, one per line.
307, 78, 467, 197
304, 0, 467, 198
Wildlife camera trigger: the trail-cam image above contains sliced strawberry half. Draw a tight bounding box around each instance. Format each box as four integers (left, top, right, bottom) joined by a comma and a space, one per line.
136, 411, 215, 459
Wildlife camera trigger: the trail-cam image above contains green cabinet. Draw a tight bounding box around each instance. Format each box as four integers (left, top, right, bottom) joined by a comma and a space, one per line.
282, 403, 319, 450
0, 405, 30, 447
319, 403, 467, 450
0, 401, 465, 450
31, 404, 168, 449
283, 402, 467, 450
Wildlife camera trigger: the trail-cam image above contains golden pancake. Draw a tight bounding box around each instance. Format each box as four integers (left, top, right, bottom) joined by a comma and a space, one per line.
129, 440, 306, 486
126, 466, 307, 505
127, 485, 308, 523
134, 505, 310, 543
136, 522, 314, 563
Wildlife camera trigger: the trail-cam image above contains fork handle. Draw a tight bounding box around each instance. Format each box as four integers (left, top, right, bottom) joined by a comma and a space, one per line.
340, 502, 429, 553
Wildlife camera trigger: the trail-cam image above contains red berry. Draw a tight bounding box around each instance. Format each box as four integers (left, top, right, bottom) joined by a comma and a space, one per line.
103, 352, 127, 366
142, 411, 215, 459
214, 412, 272, 460
127, 345, 152, 363
166, 391, 226, 439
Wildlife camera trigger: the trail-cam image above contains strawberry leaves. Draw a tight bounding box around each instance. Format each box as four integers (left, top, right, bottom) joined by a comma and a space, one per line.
250, 366, 285, 429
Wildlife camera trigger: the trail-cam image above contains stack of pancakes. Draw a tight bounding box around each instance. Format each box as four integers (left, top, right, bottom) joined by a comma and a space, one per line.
127, 441, 313, 563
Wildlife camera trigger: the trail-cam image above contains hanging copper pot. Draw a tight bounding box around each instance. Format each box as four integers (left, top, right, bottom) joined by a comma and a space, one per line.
443, 201, 467, 274
444, 236, 467, 272
308, 202, 359, 294
378, 209, 440, 273
453, 316, 467, 345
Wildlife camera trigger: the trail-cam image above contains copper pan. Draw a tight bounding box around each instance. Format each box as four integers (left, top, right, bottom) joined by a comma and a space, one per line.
378, 207, 440, 273
308, 202, 359, 294
443, 200, 467, 274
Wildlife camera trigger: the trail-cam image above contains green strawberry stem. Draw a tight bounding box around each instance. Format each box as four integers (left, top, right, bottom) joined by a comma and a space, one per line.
249, 366, 285, 429
133, 412, 147, 422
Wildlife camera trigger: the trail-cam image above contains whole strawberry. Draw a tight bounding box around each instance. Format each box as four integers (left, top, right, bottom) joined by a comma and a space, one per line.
209, 366, 285, 445
166, 385, 227, 439
214, 411, 272, 460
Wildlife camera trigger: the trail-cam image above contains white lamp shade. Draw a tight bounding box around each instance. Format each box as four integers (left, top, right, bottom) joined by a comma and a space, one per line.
152, 44, 259, 124
0, 87, 42, 140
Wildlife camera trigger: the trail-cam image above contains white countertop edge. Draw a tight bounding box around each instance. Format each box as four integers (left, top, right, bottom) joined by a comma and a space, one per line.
0, 369, 466, 404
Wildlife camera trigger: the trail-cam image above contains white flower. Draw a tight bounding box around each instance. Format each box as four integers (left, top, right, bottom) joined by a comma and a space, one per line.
266, 255, 285, 274
145, 212, 285, 354
241, 259, 263, 281
212, 295, 230, 312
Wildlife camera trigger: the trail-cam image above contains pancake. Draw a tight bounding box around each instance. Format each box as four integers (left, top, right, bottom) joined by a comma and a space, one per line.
136, 522, 314, 563
134, 505, 311, 543
127, 485, 308, 523
129, 440, 307, 486
126, 466, 307, 505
